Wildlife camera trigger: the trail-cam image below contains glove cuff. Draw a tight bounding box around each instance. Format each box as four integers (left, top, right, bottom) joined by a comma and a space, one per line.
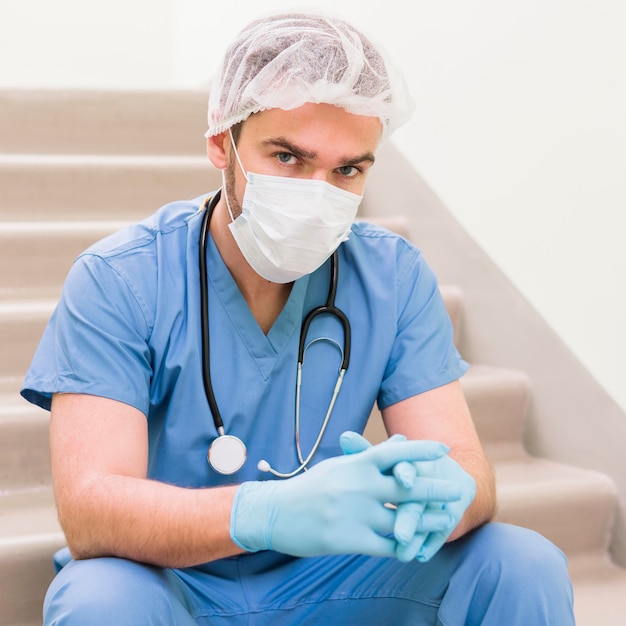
230, 481, 276, 552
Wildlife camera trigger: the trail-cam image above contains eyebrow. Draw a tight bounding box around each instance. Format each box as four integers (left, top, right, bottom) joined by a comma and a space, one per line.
262, 137, 376, 167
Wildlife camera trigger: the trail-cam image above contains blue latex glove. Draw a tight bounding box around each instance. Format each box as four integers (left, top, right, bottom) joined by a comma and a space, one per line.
341, 433, 430, 558
339, 431, 476, 563
230, 433, 462, 558
397, 454, 476, 562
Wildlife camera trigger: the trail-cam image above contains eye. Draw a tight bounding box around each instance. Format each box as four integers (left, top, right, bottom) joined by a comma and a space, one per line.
336, 165, 360, 178
276, 152, 297, 165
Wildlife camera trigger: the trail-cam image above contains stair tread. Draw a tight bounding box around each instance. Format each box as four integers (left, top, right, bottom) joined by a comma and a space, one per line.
568, 552, 626, 624
0, 156, 222, 220
494, 454, 617, 491
0, 298, 57, 314
0, 219, 134, 231
0, 489, 61, 541
0, 153, 209, 167
493, 454, 616, 555
0, 89, 207, 156
0, 490, 64, 626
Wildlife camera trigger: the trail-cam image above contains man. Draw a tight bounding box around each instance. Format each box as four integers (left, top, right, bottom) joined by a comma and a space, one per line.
22, 12, 574, 625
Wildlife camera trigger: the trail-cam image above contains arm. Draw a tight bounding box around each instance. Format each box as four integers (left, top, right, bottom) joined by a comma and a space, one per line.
50, 393, 244, 568
381, 379, 496, 541
52, 393, 462, 565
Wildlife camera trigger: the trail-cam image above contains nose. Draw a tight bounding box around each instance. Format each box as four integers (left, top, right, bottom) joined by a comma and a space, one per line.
309, 169, 328, 183
309, 168, 328, 180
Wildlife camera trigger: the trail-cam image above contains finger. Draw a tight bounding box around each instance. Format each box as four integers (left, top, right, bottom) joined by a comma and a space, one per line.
372, 502, 399, 538
367, 439, 450, 470
416, 530, 449, 563
364, 535, 398, 557
394, 503, 454, 544
396, 477, 462, 504
411, 459, 436, 477
396, 532, 428, 562
394, 501, 424, 544
393, 461, 416, 488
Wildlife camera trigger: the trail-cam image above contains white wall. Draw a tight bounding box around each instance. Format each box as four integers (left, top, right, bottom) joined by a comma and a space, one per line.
0, 0, 175, 89
2, 0, 625, 411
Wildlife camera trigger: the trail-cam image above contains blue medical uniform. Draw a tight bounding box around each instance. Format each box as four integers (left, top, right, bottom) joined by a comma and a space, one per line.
22, 194, 575, 624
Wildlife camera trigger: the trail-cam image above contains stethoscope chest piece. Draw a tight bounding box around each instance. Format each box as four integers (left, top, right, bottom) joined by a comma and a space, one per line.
208, 434, 247, 475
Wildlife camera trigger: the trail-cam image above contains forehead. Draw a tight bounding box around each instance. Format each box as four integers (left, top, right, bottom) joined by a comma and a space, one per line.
239, 103, 383, 158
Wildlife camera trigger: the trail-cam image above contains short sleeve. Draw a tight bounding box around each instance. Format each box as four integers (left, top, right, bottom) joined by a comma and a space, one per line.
21, 252, 153, 414
376, 243, 468, 409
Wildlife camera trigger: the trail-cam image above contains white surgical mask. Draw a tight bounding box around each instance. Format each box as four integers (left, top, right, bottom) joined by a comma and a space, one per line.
224, 131, 362, 283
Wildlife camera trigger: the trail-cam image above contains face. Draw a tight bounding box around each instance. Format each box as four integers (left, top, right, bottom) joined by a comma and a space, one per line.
208, 103, 383, 219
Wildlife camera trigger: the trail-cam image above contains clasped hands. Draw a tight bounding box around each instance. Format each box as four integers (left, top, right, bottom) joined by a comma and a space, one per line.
231, 431, 476, 563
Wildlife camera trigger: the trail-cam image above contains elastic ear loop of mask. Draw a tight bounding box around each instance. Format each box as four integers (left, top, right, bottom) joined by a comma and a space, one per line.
228, 128, 249, 182
222, 128, 250, 223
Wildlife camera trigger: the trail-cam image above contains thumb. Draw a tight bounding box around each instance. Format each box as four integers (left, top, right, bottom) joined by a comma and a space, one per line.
339, 431, 372, 455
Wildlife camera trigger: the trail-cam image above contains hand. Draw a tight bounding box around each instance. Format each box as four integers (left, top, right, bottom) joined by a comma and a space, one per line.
230, 435, 462, 558
396, 454, 476, 562
339, 431, 476, 563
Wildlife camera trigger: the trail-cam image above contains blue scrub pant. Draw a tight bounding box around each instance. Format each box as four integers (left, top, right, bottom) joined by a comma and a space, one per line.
43, 523, 574, 625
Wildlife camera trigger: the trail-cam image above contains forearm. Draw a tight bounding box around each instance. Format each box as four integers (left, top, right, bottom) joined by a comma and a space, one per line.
447, 446, 496, 541
56, 474, 243, 568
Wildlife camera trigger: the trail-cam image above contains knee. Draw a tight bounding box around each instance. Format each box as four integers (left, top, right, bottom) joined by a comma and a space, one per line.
44, 557, 189, 625
463, 522, 572, 593
442, 523, 574, 624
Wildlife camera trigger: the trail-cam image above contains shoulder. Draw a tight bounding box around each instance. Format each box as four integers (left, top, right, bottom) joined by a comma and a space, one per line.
339, 219, 440, 310
61, 194, 212, 328
81, 195, 208, 262
344, 219, 425, 276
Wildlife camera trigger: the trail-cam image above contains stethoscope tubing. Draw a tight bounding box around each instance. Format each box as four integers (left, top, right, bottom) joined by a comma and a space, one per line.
200, 192, 351, 475
199, 193, 225, 434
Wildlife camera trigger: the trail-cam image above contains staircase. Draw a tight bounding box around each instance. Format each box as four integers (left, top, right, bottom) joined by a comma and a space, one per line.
1, 90, 626, 625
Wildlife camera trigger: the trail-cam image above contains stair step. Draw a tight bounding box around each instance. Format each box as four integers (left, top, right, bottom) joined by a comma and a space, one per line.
0, 216, 447, 302
364, 364, 527, 453
0, 154, 221, 221
494, 455, 617, 556
461, 364, 530, 459
0, 300, 55, 379
0, 489, 65, 626
0, 396, 50, 491
568, 551, 626, 625
0, 221, 131, 299
439, 285, 464, 349
0, 90, 207, 156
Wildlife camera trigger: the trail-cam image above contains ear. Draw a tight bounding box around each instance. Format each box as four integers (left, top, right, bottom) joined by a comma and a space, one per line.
206, 132, 229, 169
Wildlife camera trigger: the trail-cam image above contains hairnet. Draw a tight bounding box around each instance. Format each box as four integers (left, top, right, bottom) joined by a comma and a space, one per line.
206, 12, 414, 137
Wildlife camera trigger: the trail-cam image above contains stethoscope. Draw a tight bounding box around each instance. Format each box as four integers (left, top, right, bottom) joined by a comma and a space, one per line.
199, 192, 351, 477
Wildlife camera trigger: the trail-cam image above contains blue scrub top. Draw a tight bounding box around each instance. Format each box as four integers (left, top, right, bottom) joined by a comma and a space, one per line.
21, 193, 467, 489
